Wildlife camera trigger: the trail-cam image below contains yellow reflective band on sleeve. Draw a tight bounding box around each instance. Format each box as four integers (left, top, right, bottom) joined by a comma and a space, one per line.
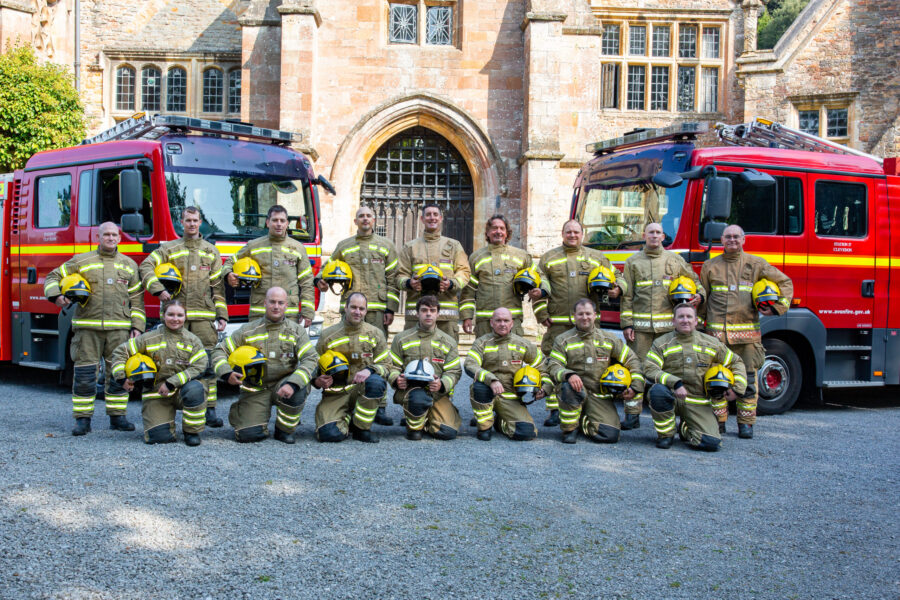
468, 351, 482, 365
390, 351, 403, 365
296, 341, 314, 358
293, 371, 310, 385
190, 350, 206, 364
549, 350, 566, 364
214, 358, 229, 371
127, 338, 138, 354
327, 337, 350, 349
374, 350, 390, 363
443, 357, 460, 369
431, 340, 451, 353
531, 350, 544, 367
128, 282, 143, 293
176, 371, 188, 386
460, 302, 476, 311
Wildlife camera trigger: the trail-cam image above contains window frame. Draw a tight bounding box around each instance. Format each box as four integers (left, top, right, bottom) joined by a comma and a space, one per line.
115, 65, 136, 112
35, 173, 73, 230
814, 179, 867, 239
387, 1, 459, 48
140, 65, 162, 112
792, 100, 853, 144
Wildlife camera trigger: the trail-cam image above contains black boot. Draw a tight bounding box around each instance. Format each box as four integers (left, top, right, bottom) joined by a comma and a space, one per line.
476, 429, 492, 442
469, 416, 477, 427
184, 433, 201, 447
374, 407, 394, 426
620, 413, 640, 430
561, 429, 577, 444
738, 423, 754, 439
109, 415, 135, 431
718, 421, 727, 434
351, 426, 379, 443
406, 429, 423, 441
273, 429, 296, 444
205, 407, 223, 428
656, 436, 674, 449
544, 410, 560, 427
72, 417, 91, 436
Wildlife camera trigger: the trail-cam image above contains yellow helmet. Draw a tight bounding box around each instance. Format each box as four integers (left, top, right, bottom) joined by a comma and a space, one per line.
600, 364, 632, 397
513, 267, 542, 297
704, 364, 735, 399
321, 260, 353, 295
318, 350, 350, 386
60, 273, 92, 306
232, 257, 262, 288
588, 265, 616, 294
228, 345, 267, 387
154, 262, 183, 297
668, 276, 697, 305
752, 278, 781, 311
125, 353, 157, 389
513, 365, 542, 405
414, 264, 443, 295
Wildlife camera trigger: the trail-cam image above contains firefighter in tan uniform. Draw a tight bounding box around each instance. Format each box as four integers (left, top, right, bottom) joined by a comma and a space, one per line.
389, 295, 462, 440
460, 214, 536, 338
45, 222, 145, 436
619, 222, 704, 429
316, 205, 400, 425
211, 287, 317, 443
545, 298, 644, 444
139, 206, 228, 427
700, 225, 793, 438
644, 303, 747, 451
110, 300, 208, 445
533, 220, 627, 426
464, 307, 546, 441
312, 293, 391, 443
223, 205, 315, 326
396, 203, 470, 342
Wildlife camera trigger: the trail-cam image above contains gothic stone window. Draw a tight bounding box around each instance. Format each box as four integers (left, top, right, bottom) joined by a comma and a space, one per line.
794, 99, 853, 143
115, 66, 135, 112
389, 1, 457, 47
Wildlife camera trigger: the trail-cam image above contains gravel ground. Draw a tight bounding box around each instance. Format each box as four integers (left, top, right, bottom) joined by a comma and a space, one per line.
0, 365, 897, 600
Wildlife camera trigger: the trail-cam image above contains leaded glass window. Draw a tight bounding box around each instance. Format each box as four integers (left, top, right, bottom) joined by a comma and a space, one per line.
116, 66, 135, 111
601, 64, 620, 108
602, 24, 620, 55
426, 6, 452, 45
652, 26, 670, 57
650, 66, 669, 110
677, 66, 695, 112
167, 67, 187, 112
202, 68, 223, 113
798, 110, 819, 135
228, 69, 241, 114
702, 27, 720, 59
629, 25, 646, 55
627, 65, 645, 110
141, 67, 161, 111
701, 67, 718, 112
679, 25, 697, 58
827, 108, 848, 137
389, 3, 417, 44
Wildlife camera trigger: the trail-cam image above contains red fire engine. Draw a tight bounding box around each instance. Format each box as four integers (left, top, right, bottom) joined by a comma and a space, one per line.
572, 118, 900, 414
0, 114, 330, 379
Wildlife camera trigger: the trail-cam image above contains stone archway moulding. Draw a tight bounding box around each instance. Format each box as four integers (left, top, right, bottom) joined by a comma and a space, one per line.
327, 93, 507, 251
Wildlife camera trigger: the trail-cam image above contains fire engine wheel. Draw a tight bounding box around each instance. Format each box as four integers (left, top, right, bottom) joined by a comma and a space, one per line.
757, 338, 802, 415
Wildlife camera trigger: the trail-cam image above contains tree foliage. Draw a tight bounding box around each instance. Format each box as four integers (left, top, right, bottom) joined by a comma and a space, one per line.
0, 44, 86, 172
758, 0, 812, 50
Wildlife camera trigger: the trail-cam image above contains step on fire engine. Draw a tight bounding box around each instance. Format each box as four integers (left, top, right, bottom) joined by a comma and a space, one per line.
573, 117, 900, 414
0, 114, 331, 379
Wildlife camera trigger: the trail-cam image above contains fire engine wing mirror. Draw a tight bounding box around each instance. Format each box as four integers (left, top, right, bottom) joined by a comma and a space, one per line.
315, 175, 336, 195
119, 169, 143, 212
704, 221, 728, 243
652, 170, 683, 189
739, 168, 776, 187
704, 176, 732, 220
121, 213, 145, 234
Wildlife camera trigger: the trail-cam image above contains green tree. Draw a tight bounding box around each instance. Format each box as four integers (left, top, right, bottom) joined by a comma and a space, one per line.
0, 44, 86, 172
758, 0, 811, 50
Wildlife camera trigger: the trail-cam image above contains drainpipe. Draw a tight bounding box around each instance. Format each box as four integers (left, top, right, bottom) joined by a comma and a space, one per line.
74, 0, 80, 91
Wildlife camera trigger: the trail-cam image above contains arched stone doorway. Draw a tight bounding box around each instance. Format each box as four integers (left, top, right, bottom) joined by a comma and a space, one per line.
360, 126, 475, 254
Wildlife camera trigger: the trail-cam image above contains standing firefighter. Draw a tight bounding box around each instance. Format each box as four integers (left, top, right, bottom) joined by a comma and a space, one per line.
389, 295, 462, 440
313, 293, 391, 443
44, 222, 145, 436
619, 222, 704, 429
700, 224, 793, 438
140, 206, 228, 427
644, 303, 747, 451
223, 204, 316, 327
316, 204, 400, 425
533, 220, 627, 426
545, 299, 643, 444
464, 307, 546, 441
110, 300, 208, 445
396, 203, 470, 342
211, 287, 317, 443
460, 214, 536, 338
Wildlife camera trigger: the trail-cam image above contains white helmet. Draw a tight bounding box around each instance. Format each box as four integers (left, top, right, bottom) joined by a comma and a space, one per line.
403, 359, 436, 388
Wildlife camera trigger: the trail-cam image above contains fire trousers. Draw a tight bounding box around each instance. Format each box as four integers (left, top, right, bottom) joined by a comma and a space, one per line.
713, 342, 764, 426
71, 329, 130, 418
228, 377, 309, 442
558, 381, 622, 443
186, 319, 220, 409
539, 323, 572, 412
625, 330, 668, 416
398, 387, 461, 439
315, 375, 387, 442
648, 384, 721, 451
471, 382, 536, 440
142, 379, 206, 443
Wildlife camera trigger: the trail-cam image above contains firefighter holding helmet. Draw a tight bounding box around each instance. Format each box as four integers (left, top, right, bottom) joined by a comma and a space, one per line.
644, 303, 747, 451
110, 300, 208, 446
619, 222, 705, 429
312, 292, 392, 443
139, 206, 229, 428
464, 307, 547, 441
211, 287, 317, 443
700, 224, 793, 438
44, 222, 145, 436
545, 298, 644, 444
388, 295, 462, 440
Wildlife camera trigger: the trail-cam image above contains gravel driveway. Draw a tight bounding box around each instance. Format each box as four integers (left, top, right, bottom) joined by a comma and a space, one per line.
0, 366, 897, 599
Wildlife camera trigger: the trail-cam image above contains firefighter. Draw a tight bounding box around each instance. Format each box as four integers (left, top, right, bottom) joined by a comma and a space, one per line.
545, 298, 643, 444
533, 220, 627, 426
312, 292, 392, 443
699, 224, 793, 438
110, 300, 208, 445
464, 307, 546, 441
644, 303, 747, 451
211, 287, 317, 443
316, 205, 400, 425
619, 222, 704, 429
139, 206, 228, 428
460, 214, 536, 338
388, 295, 462, 440
223, 204, 315, 327
44, 222, 145, 436
396, 203, 470, 342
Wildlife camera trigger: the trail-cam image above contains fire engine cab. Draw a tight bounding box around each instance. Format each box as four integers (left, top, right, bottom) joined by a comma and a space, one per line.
0, 114, 330, 379
572, 118, 900, 414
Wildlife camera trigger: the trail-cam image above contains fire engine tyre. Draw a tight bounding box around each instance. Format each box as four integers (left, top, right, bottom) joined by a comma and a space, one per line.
757, 338, 802, 415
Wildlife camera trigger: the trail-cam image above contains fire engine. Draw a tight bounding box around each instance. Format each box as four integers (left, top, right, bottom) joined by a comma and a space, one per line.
572, 118, 900, 414
0, 114, 330, 380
